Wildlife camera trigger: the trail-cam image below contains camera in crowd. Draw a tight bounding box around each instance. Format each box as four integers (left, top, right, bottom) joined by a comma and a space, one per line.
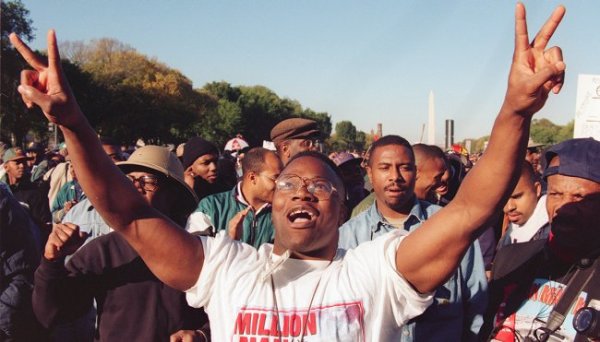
573, 304, 600, 339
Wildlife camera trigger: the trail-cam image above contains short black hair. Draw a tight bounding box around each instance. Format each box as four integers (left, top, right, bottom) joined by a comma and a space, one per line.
99, 136, 120, 147
242, 147, 273, 175
368, 135, 413, 166
520, 160, 539, 184
413, 143, 446, 166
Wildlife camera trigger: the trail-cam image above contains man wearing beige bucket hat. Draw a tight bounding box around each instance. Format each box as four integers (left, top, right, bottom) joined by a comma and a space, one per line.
32, 146, 208, 341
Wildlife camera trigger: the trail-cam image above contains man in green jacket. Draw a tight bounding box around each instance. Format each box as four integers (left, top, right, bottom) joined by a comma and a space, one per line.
186, 147, 283, 248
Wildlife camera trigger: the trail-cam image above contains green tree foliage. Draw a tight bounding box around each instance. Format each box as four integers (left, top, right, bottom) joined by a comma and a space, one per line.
464, 119, 573, 154
530, 118, 573, 145
2, 3, 337, 149
60, 38, 200, 145
327, 120, 368, 152
335, 121, 357, 144
199, 82, 332, 148
1, 0, 37, 145
556, 120, 574, 142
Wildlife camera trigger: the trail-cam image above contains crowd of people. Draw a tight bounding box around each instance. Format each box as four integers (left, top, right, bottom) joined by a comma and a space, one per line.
2, 4, 600, 342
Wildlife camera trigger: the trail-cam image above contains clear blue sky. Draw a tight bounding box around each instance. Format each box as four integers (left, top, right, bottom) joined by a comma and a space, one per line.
21, 0, 600, 143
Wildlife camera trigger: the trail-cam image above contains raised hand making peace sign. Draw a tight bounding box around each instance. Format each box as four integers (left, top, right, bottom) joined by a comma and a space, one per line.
395, 4, 567, 295
9, 30, 83, 128
503, 3, 565, 117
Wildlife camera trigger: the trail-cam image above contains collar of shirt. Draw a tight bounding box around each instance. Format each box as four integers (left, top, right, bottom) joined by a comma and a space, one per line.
233, 181, 271, 215
367, 197, 427, 234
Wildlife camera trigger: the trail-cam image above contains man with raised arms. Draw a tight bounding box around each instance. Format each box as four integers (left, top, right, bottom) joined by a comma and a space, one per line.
9, 4, 566, 340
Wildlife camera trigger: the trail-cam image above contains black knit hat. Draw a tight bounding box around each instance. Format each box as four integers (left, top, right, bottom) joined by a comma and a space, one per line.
182, 137, 219, 169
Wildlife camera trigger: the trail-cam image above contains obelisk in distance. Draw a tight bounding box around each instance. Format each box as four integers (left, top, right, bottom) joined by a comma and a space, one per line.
428, 90, 435, 145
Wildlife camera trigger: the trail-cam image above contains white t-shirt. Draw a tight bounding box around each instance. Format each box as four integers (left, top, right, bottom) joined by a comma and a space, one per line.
185, 211, 214, 235
186, 230, 433, 341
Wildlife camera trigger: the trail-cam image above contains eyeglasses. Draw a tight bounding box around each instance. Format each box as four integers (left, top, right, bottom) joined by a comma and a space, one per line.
275, 174, 338, 200
259, 174, 278, 183
127, 174, 160, 192
299, 139, 318, 149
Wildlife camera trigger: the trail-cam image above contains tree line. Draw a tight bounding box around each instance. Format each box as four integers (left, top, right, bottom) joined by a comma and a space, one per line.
2, 1, 343, 150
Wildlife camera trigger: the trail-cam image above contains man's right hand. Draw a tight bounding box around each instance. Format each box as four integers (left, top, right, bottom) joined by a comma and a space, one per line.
44, 223, 89, 261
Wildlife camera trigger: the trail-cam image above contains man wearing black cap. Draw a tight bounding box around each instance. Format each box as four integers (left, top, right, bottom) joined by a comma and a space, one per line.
1, 147, 51, 234
182, 136, 229, 200
481, 138, 600, 341
270, 118, 321, 165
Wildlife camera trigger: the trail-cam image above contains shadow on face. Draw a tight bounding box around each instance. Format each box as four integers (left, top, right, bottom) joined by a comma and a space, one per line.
191, 154, 219, 183
4, 159, 28, 182
546, 174, 600, 254
504, 166, 541, 226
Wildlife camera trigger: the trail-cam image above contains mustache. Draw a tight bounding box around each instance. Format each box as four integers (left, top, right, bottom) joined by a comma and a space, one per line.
384, 183, 407, 191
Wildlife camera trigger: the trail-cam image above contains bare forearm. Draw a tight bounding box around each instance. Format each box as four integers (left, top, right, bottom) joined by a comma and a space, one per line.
396, 106, 529, 293
453, 106, 530, 235
395, 0, 568, 291
60, 122, 204, 290
10, 30, 206, 291
59, 120, 147, 230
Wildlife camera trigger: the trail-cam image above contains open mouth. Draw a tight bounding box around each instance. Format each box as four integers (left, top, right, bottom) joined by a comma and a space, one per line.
287, 206, 318, 226
288, 209, 315, 222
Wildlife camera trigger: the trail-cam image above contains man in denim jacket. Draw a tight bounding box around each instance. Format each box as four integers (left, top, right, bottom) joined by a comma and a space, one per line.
339, 135, 487, 341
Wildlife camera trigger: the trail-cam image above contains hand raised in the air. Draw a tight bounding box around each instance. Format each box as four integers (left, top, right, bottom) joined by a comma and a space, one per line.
10, 30, 84, 128
503, 3, 566, 117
